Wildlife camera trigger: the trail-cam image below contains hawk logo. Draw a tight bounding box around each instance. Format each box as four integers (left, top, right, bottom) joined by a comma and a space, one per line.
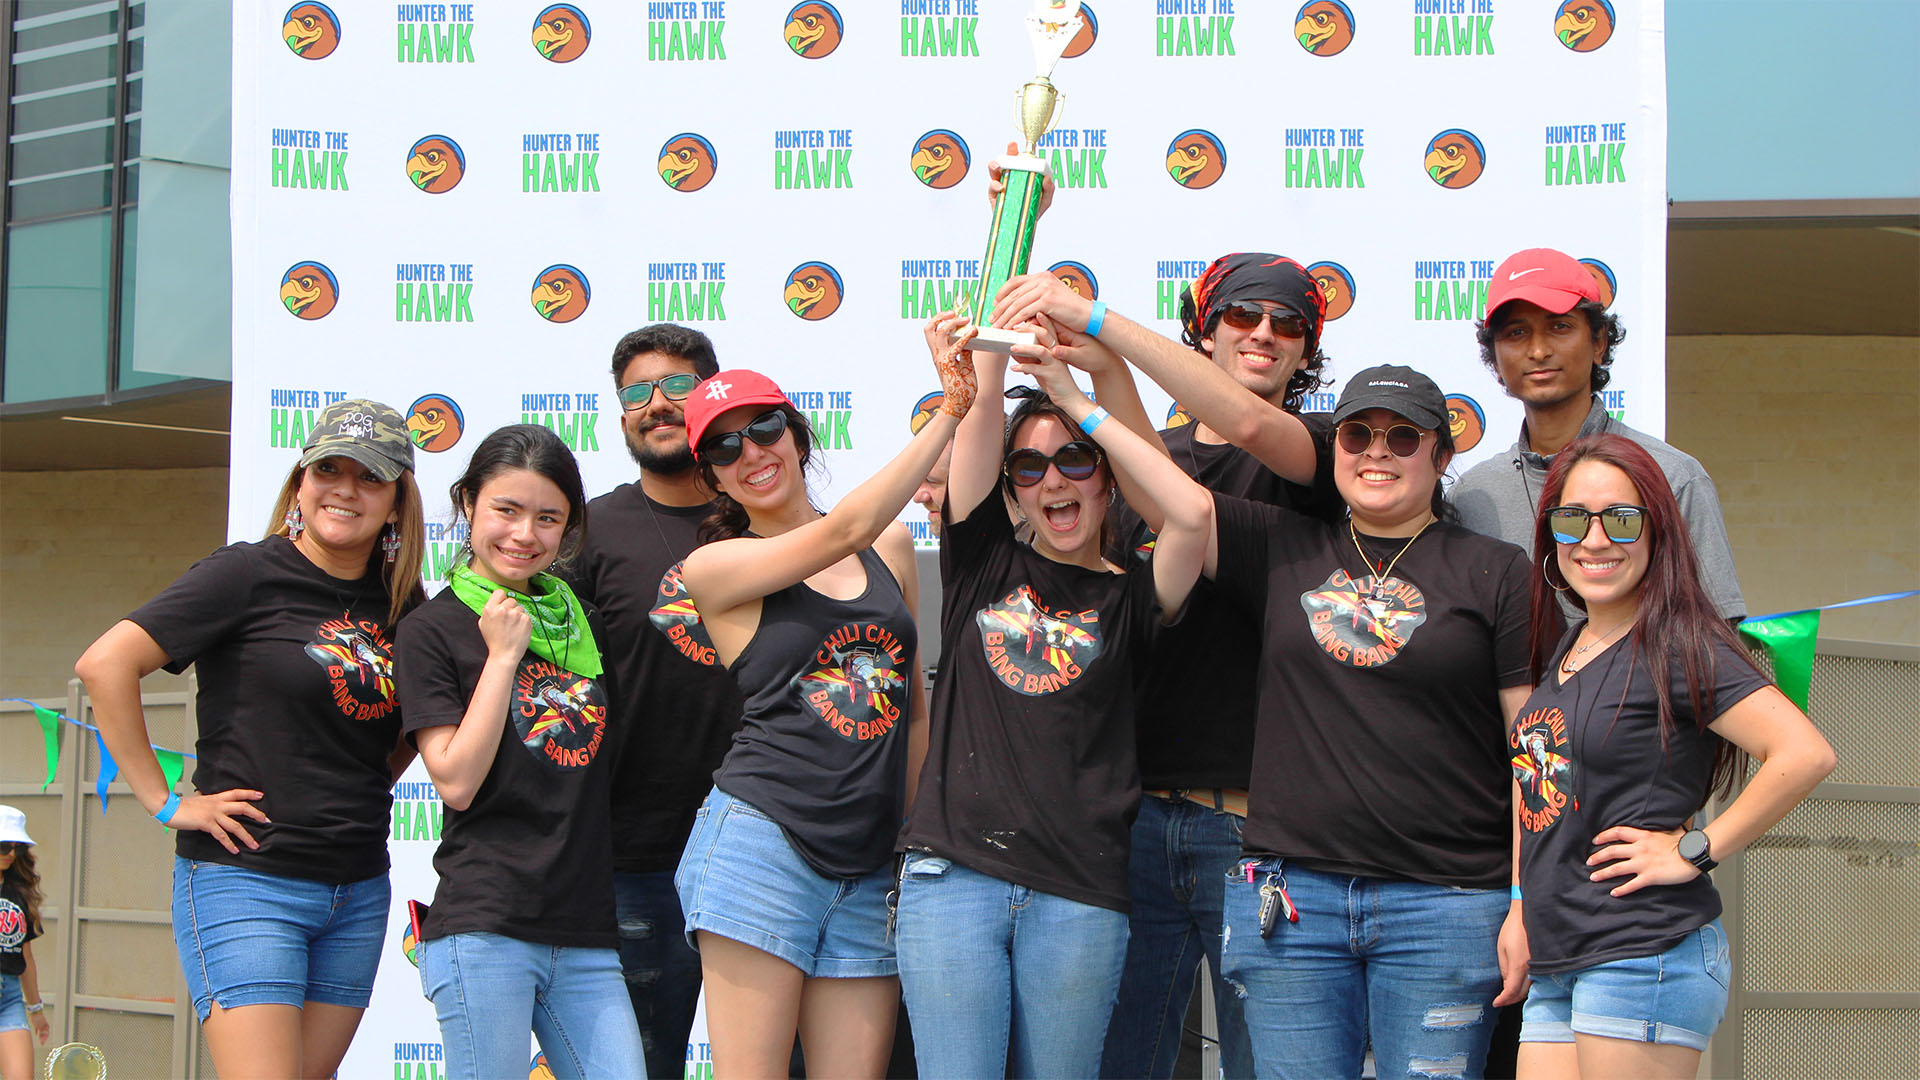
1166, 402, 1195, 429
406, 136, 466, 194
910, 130, 970, 189
533, 4, 592, 62
512, 659, 607, 770
1308, 261, 1356, 321
531, 265, 591, 323
304, 616, 397, 721
1581, 257, 1617, 307
1446, 393, 1485, 453
659, 133, 719, 192
1166, 129, 1227, 189
784, 2, 843, 58
1424, 129, 1486, 189
406, 394, 465, 453
283, 3, 342, 59
280, 262, 339, 321
1299, 568, 1426, 668
783, 262, 844, 321
1295, 1, 1355, 56
1554, 0, 1614, 52
976, 584, 1104, 696
1513, 706, 1577, 833
650, 561, 719, 667
910, 391, 946, 435
1062, 4, 1098, 58
1048, 261, 1099, 299
795, 631, 909, 743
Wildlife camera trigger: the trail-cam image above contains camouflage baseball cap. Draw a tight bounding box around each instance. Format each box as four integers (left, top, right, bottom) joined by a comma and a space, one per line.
299, 398, 415, 482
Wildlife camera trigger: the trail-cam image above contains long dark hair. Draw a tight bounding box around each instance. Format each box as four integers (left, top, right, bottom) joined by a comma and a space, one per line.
2, 841, 43, 933
1527, 434, 1750, 801
695, 403, 824, 543
448, 424, 590, 567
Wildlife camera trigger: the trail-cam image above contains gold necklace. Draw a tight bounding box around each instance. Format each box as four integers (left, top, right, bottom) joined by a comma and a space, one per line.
1560, 616, 1634, 674
1349, 515, 1433, 601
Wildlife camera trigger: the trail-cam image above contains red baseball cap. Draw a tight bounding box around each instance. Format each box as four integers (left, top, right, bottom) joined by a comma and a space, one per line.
1485, 248, 1602, 320
684, 369, 792, 459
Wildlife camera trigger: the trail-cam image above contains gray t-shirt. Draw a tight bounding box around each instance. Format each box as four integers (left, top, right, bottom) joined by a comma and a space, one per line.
1451, 397, 1746, 620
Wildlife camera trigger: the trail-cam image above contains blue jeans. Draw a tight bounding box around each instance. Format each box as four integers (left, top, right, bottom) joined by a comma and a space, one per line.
171, 856, 387, 1021
895, 853, 1130, 1080
1102, 795, 1254, 1079
1220, 859, 1508, 1080
613, 871, 703, 1080
418, 931, 644, 1080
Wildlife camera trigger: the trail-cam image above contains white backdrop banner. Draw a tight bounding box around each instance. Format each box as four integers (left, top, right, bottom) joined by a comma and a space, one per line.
231, 3, 1666, 1076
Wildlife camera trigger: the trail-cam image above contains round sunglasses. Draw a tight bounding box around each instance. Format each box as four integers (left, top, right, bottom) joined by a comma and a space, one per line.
617, 373, 701, 411
1217, 302, 1309, 339
1004, 442, 1104, 487
699, 409, 789, 466
1546, 504, 1648, 545
1335, 421, 1426, 458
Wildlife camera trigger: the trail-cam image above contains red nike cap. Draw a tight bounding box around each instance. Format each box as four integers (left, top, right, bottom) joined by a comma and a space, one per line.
1485, 248, 1602, 320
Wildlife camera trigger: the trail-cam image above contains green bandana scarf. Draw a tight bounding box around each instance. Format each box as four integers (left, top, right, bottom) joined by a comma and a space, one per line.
448, 562, 602, 678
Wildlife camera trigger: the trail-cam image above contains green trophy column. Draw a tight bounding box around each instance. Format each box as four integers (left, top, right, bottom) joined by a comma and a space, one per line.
968, 159, 1047, 340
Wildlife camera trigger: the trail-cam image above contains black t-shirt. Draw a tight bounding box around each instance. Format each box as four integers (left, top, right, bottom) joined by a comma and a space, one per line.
1110, 417, 1337, 789
563, 485, 746, 873
1516, 627, 1769, 974
0, 880, 39, 977
396, 588, 617, 948
127, 538, 405, 883
714, 546, 919, 878
1213, 496, 1532, 888
900, 489, 1163, 912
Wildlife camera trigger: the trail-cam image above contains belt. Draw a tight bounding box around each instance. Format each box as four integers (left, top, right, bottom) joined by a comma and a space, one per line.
1143, 787, 1248, 819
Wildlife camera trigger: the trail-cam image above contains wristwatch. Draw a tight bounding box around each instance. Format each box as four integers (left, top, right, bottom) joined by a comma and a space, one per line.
1678, 828, 1717, 873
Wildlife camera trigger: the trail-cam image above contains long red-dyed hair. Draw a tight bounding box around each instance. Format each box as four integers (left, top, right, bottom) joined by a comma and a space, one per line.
1527, 434, 1751, 801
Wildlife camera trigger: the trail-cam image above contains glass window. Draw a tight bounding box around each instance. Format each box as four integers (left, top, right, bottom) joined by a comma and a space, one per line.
6, 170, 113, 220
3, 214, 112, 402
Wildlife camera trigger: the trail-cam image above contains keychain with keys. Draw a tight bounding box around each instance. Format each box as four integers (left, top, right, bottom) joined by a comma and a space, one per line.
1247, 861, 1300, 937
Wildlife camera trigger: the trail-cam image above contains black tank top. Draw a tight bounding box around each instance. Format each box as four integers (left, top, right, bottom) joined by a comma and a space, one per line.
714, 546, 919, 877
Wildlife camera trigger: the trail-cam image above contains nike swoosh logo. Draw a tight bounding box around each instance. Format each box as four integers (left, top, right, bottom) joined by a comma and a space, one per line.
1508, 268, 1546, 280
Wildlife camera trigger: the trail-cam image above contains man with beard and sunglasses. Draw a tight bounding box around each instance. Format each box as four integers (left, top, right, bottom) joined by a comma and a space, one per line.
561, 324, 746, 1079
991, 254, 1340, 1079
1453, 248, 1744, 622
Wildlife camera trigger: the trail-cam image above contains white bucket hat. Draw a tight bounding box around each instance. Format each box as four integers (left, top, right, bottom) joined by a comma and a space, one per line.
0, 804, 34, 846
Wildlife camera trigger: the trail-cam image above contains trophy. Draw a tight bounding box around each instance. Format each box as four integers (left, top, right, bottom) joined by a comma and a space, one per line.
962, 1, 1083, 353
44, 1043, 107, 1080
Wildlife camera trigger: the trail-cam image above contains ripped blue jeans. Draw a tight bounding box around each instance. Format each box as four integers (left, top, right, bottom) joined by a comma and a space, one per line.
1219, 859, 1507, 1080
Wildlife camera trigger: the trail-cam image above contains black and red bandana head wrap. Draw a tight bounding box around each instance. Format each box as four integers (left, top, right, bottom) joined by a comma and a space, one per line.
1179, 252, 1326, 357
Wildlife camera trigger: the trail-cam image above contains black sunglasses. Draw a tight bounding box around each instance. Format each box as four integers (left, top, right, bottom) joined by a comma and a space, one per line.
1335, 421, 1426, 458
618, 373, 701, 411
1005, 442, 1104, 487
1217, 302, 1309, 338
699, 409, 789, 466
1546, 504, 1648, 545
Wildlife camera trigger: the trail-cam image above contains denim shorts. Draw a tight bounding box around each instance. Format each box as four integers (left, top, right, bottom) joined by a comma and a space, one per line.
0, 973, 24, 1033
1520, 919, 1731, 1052
674, 787, 895, 978
172, 857, 389, 1021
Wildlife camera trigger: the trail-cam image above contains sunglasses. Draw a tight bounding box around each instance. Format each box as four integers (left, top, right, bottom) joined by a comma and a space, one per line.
617, 373, 701, 411
1217, 302, 1309, 339
0, 842, 24, 855
1335, 421, 1426, 458
1005, 442, 1104, 487
1546, 504, 1648, 545
699, 409, 789, 466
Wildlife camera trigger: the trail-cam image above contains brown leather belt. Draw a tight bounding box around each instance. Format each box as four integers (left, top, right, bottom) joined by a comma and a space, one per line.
1143, 787, 1249, 819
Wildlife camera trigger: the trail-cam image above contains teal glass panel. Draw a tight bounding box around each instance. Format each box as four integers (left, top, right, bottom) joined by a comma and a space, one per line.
3, 215, 112, 403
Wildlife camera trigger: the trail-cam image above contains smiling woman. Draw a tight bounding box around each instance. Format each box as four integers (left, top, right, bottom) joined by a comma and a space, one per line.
75, 399, 426, 1080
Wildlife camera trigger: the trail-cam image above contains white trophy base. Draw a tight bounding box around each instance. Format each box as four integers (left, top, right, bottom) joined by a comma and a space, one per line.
959, 326, 1037, 354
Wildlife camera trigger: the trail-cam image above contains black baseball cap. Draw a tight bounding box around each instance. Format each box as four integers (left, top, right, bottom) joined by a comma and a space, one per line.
1332, 365, 1446, 430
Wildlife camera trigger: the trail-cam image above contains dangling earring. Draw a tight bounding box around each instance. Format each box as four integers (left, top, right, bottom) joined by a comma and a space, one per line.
383, 524, 401, 564
1541, 553, 1570, 593
285, 505, 304, 541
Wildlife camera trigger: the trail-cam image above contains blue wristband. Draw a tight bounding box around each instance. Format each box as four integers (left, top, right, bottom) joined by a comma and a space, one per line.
1084, 300, 1107, 337
1510, 885, 1523, 901
155, 791, 182, 826
1079, 406, 1110, 436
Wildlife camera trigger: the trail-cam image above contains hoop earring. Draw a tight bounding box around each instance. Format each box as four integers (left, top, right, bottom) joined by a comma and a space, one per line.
1541, 553, 1570, 593
284, 505, 304, 541
382, 524, 401, 564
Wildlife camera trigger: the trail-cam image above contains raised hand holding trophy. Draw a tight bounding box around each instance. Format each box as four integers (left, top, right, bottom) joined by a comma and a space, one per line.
961, 1, 1083, 353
